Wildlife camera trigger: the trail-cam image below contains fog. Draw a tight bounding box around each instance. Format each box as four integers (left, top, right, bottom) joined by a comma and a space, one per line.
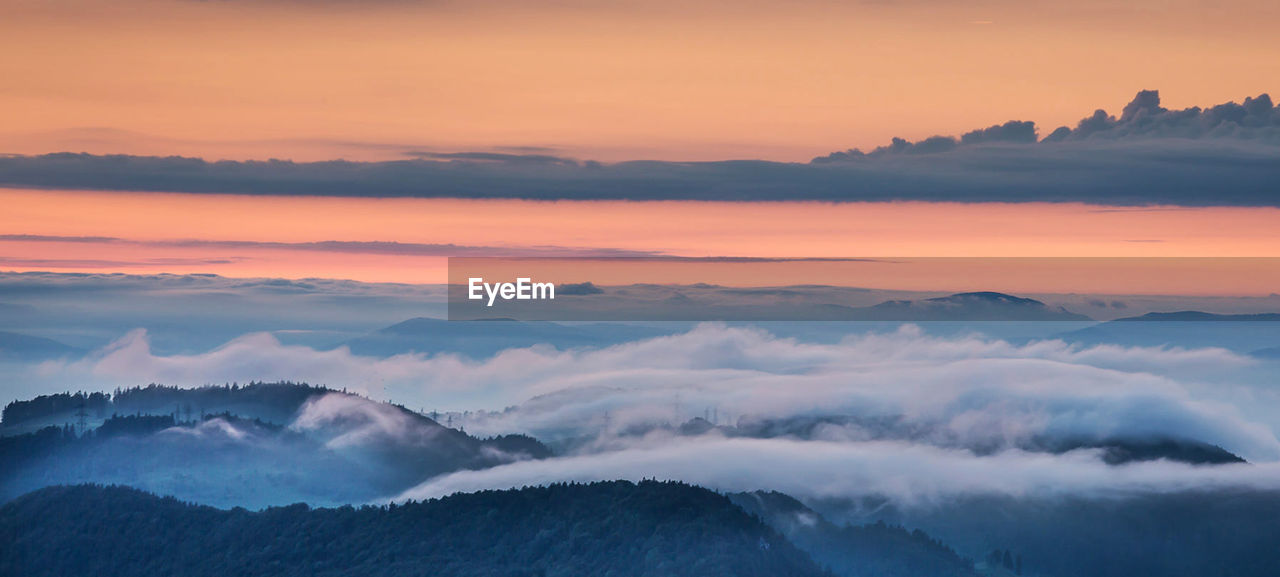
10, 320, 1280, 507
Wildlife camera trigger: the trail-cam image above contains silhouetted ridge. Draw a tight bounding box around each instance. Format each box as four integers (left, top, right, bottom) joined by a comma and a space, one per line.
2, 381, 331, 430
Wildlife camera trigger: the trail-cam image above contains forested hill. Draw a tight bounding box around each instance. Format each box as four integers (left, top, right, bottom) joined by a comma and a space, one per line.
2, 382, 331, 432
0, 384, 552, 508
0, 482, 829, 577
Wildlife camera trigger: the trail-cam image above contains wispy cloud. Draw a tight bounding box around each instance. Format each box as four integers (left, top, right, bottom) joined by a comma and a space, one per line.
0, 234, 661, 258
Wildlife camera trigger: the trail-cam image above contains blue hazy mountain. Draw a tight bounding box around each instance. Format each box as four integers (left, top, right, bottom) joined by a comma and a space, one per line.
449, 287, 1096, 323
341, 293, 1090, 359
0, 481, 827, 577
652, 415, 1245, 466
0, 383, 551, 508
857, 292, 1092, 322
1062, 310, 1280, 352
0, 331, 83, 361
337, 317, 682, 358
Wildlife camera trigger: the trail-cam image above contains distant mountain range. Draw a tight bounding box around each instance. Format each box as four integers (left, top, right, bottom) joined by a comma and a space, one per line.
337, 317, 678, 358
340, 292, 1093, 358
1061, 310, 1280, 352
5, 291, 1279, 361
1112, 312, 1280, 322
858, 291, 1092, 322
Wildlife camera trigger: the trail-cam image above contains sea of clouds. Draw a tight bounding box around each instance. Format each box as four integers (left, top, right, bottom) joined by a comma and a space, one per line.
12, 322, 1280, 506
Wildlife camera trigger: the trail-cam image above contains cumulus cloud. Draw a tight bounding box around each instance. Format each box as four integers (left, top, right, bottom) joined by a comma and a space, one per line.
818, 90, 1280, 160
1045, 90, 1279, 142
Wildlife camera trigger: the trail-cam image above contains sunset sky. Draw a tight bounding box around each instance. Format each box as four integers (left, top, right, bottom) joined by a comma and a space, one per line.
2, 0, 1278, 162
3, 189, 1280, 291
2, 0, 1279, 291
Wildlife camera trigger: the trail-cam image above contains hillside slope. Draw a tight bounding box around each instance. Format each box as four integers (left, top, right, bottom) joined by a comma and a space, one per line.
0, 481, 828, 577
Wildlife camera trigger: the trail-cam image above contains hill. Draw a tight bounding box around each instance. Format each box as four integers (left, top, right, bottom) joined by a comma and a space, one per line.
0, 481, 828, 577
2, 382, 329, 432
651, 415, 1245, 467
817, 489, 1280, 577
0, 383, 551, 508
729, 491, 979, 577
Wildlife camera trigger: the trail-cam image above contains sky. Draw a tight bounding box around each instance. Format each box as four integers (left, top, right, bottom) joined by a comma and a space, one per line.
7, 0, 1280, 527
4, 189, 1280, 286
2, 0, 1278, 162
1, 0, 1279, 287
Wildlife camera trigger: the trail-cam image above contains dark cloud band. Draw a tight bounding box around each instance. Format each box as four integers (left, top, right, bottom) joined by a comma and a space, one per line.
1, 91, 1276, 206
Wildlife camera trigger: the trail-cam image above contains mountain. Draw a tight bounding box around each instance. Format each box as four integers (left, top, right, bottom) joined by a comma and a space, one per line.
0, 383, 551, 508
1252, 346, 1280, 359
0, 330, 83, 361
816, 489, 1280, 577
659, 415, 1244, 466
1113, 312, 1280, 322
1038, 437, 1245, 465
0, 481, 828, 577
2, 382, 331, 433
859, 292, 1092, 322
1061, 310, 1280, 351
339, 317, 677, 358
729, 491, 979, 577
344, 293, 1089, 333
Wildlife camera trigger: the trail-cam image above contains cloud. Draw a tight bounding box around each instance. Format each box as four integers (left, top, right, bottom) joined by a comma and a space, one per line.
960, 120, 1038, 145
20, 323, 1279, 461
403, 151, 579, 166
0, 256, 246, 268
395, 436, 1280, 507
0, 92, 1278, 205
0, 234, 661, 258
12, 320, 1280, 505
818, 90, 1280, 158
291, 391, 449, 450
49, 329, 425, 400
1047, 91, 1279, 142
0, 271, 454, 358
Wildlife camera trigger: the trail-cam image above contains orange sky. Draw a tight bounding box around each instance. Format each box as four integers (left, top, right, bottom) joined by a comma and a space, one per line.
1, 0, 1278, 162
3, 189, 1279, 293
